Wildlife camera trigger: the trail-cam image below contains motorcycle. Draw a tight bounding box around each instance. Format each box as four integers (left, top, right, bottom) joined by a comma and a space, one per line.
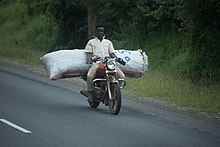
80, 56, 126, 115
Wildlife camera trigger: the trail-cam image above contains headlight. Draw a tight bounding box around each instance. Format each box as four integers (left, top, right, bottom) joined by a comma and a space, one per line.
106, 60, 116, 70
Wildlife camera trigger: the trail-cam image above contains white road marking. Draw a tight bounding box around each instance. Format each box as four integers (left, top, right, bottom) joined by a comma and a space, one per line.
0, 119, 32, 134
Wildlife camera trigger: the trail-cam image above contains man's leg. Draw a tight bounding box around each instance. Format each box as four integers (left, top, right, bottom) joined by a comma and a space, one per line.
116, 67, 125, 79
87, 63, 98, 91
86, 64, 98, 102
116, 67, 125, 88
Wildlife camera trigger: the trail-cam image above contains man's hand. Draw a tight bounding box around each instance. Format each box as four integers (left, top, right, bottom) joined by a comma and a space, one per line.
92, 56, 102, 62
110, 53, 116, 58
86, 60, 93, 64
110, 53, 126, 66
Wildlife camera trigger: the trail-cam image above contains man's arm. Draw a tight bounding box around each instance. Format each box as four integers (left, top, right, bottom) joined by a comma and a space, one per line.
108, 41, 115, 55
85, 40, 93, 64
86, 52, 92, 64
108, 40, 125, 65
110, 52, 126, 66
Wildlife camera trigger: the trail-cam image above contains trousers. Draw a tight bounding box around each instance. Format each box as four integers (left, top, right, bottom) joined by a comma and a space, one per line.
87, 63, 125, 91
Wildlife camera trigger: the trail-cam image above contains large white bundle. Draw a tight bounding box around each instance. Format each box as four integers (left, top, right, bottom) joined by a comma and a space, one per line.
115, 49, 148, 78
40, 49, 148, 80
40, 49, 90, 80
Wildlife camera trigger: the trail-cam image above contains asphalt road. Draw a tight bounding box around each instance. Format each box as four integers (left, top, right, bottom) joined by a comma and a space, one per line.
0, 61, 220, 147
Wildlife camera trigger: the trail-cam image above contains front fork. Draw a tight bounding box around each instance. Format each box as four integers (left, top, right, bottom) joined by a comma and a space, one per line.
106, 75, 126, 99
106, 75, 116, 100
93, 75, 126, 100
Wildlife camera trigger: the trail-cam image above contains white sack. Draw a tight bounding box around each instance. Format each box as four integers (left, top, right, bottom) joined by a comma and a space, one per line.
40, 49, 90, 80
40, 49, 148, 80
115, 49, 148, 78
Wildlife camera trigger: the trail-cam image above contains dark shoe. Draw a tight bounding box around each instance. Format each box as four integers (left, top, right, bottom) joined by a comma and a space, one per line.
80, 89, 93, 103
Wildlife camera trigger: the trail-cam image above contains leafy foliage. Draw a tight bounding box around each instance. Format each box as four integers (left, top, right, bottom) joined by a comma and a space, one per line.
22, 0, 88, 48
0, 0, 219, 84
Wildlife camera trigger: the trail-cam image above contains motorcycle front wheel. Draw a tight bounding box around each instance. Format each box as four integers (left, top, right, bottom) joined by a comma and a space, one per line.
109, 83, 121, 115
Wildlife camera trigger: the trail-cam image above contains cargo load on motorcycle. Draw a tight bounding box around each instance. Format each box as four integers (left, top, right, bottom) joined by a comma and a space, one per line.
40, 49, 148, 80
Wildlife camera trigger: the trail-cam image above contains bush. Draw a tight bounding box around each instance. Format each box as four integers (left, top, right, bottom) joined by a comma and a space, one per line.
24, 15, 58, 51
0, 2, 28, 25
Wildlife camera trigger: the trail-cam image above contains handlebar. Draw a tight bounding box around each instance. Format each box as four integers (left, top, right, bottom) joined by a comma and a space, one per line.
88, 56, 126, 66
116, 57, 126, 66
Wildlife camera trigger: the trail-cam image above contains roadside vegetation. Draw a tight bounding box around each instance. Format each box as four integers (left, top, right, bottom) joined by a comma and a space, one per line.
0, 1, 219, 114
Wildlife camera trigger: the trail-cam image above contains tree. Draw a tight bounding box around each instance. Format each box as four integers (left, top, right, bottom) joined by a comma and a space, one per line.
83, 0, 97, 39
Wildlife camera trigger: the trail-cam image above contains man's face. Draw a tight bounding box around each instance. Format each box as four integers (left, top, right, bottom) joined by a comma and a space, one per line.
96, 27, 105, 39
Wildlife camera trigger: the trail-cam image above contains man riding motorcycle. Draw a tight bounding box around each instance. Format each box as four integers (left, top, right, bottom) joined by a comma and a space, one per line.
84, 24, 125, 103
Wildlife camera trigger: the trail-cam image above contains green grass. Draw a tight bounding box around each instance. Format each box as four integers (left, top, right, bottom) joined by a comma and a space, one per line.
0, 2, 53, 66
0, 19, 45, 66
0, 46, 45, 67
126, 69, 220, 113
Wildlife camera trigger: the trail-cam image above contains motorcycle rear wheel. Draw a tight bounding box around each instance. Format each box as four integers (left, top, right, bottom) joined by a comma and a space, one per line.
109, 83, 121, 115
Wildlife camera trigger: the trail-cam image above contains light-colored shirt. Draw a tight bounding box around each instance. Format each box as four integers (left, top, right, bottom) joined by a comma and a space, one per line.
85, 37, 115, 59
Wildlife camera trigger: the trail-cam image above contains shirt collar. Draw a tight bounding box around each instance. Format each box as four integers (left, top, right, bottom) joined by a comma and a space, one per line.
93, 35, 106, 40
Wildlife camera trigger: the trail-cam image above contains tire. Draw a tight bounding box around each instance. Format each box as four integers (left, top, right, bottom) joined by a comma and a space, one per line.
108, 83, 121, 115
88, 101, 100, 108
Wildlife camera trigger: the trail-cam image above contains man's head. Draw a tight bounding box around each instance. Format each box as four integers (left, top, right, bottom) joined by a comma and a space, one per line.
95, 24, 105, 40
